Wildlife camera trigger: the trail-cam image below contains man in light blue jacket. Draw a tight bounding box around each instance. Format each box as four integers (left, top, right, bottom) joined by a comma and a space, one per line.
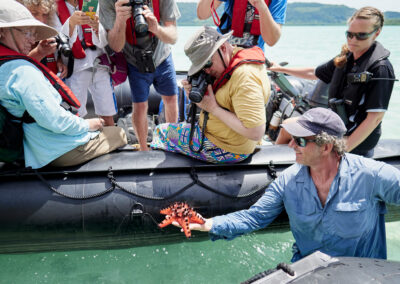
184, 107, 400, 261
0, 0, 126, 169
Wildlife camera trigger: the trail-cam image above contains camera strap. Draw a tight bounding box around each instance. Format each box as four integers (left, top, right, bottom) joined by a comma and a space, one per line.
188, 104, 208, 153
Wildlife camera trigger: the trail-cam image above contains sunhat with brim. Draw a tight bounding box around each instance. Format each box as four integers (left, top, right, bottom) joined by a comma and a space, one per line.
282, 107, 347, 138
184, 26, 233, 76
0, 0, 58, 41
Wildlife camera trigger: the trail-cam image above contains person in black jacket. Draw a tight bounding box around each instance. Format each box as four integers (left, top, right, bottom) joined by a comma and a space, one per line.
269, 6, 395, 157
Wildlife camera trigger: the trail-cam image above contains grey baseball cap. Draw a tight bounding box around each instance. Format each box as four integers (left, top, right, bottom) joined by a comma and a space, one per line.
0, 0, 58, 41
282, 107, 347, 137
184, 25, 233, 76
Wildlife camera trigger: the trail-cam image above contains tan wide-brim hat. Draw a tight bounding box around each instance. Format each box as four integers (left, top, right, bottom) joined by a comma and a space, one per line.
184, 26, 233, 76
0, 0, 58, 41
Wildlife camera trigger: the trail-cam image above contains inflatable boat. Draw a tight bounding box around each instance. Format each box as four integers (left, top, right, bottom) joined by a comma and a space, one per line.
242, 250, 400, 283
1, 74, 399, 253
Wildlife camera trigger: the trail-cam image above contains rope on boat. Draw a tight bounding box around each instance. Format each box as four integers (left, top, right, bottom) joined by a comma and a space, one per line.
109, 166, 276, 200
34, 164, 276, 201
34, 169, 115, 200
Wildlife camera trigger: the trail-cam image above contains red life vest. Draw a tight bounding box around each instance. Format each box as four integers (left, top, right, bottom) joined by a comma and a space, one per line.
230, 0, 271, 38
212, 46, 266, 93
43, 54, 58, 74
56, 0, 94, 59
0, 45, 81, 109
125, 0, 160, 45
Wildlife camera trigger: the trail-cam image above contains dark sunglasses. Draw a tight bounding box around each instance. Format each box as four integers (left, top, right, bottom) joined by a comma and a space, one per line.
292, 136, 316, 147
202, 60, 213, 70
345, 29, 377, 41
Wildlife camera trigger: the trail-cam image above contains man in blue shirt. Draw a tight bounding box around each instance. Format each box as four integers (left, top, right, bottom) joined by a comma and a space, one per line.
197, 0, 287, 49
184, 107, 400, 261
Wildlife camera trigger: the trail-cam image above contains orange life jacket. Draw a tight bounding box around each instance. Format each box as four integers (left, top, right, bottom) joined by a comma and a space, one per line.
125, 0, 160, 45
221, 0, 271, 38
0, 44, 81, 109
212, 46, 266, 93
56, 0, 94, 59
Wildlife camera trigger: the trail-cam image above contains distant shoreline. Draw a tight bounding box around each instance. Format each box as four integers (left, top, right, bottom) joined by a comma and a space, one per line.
176, 2, 400, 26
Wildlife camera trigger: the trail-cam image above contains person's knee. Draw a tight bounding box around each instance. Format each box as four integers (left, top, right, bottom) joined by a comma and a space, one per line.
133, 102, 148, 115
161, 95, 177, 106
102, 126, 128, 146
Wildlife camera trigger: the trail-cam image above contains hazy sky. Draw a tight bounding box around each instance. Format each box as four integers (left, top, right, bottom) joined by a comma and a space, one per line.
177, 0, 400, 12
286, 0, 400, 12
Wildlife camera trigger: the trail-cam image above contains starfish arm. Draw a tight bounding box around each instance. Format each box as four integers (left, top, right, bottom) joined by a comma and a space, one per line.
158, 216, 174, 228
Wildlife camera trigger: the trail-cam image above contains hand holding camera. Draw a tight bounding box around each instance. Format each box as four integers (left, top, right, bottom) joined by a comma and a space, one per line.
123, 0, 149, 36
35, 38, 58, 58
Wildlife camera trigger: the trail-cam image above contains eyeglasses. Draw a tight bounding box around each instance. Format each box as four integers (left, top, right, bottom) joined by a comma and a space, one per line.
292, 136, 316, 147
202, 60, 213, 70
12, 27, 36, 38
345, 29, 377, 41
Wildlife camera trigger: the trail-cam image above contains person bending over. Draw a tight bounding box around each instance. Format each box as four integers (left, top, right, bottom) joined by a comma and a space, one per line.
175, 107, 400, 261
151, 26, 270, 163
0, 0, 127, 169
269, 7, 395, 157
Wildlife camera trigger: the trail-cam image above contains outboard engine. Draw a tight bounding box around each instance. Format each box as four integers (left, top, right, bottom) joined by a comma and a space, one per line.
265, 64, 330, 141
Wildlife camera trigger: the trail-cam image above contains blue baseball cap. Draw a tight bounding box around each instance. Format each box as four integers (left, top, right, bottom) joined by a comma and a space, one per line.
282, 107, 347, 137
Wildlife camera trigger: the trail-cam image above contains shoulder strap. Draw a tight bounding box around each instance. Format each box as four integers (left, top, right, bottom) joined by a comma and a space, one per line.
212, 46, 265, 92
0, 45, 81, 109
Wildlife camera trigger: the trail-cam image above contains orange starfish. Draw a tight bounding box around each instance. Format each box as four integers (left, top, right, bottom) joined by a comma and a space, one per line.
158, 202, 205, 238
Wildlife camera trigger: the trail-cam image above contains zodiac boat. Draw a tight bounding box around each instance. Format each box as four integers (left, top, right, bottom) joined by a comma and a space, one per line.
242, 251, 400, 284
1, 75, 399, 253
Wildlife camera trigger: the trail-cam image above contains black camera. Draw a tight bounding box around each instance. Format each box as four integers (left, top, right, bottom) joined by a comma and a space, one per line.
54, 34, 72, 57
134, 49, 156, 73
187, 71, 215, 103
124, 0, 148, 36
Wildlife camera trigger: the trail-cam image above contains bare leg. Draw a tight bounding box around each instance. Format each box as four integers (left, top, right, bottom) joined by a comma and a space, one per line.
100, 115, 115, 127
132, 102, 149, 151
161, 94, 178, 123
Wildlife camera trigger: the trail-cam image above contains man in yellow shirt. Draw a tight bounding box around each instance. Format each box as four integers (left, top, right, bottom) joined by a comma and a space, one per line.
151, 25, 270, 163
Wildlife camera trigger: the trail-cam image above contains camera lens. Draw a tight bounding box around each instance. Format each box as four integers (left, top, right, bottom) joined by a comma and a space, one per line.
133, 7, 148, 34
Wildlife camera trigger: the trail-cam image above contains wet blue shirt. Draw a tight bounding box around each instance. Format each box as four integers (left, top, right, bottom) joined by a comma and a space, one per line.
0, 59, 98, 169
210, 154, 400, 261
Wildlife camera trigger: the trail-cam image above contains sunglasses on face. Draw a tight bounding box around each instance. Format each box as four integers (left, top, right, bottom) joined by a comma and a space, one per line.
345, 29, 377, 41
292, 136, 316, 147
202, 60, 213, 70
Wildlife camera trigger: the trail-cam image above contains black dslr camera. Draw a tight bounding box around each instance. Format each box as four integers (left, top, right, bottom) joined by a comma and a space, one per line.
187, 71, 215, 103
54, 34, 72, 57
124, 0, 148, 35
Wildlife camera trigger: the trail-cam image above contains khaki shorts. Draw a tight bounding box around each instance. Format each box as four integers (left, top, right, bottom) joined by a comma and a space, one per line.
50, 126, 127, 167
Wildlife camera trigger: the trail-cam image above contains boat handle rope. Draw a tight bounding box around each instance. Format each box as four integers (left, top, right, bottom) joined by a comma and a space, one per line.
34, 169, 115, 200
115, 202, 161, 233
108, 166, 275, 200
33, 162, 276, 201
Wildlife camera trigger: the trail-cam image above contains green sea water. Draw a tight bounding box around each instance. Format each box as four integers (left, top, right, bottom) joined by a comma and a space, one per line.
0, 25, 399, 284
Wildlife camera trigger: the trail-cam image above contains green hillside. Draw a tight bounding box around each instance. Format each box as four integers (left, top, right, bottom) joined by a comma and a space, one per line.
176, 2, 400, 26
